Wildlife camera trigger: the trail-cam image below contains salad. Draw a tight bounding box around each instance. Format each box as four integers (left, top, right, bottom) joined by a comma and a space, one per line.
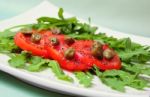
0, 8, 150, 92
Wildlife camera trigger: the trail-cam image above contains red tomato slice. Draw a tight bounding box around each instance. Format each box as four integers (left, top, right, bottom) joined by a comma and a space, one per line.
71, 40, 121, 70
46, 35, 93, 71
14, 30, 52, 57
14, 30, 121, 71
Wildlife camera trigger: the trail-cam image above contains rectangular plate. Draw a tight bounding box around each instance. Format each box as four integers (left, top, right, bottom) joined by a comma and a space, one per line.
0, 1, 149, 97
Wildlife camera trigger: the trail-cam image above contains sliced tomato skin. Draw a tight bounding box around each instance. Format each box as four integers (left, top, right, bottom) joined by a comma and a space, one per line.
46, 46, 92, 71
71, 40, 121, 70
45, 35, 93, 71
14, 32, 49, 57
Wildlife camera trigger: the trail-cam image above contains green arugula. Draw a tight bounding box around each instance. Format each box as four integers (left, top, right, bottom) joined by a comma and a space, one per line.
122, 62, 150, 76
93, 66, 149, 92
27, 58, 49, 71
48, 60, 73, 82
75, 71, 93, 87
58, 8, 64, 20
27, 56, 73, 82
8, 53, 26, 68
7, 51, 73, 82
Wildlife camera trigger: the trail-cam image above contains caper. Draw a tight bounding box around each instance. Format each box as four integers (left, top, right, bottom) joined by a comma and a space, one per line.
64, 37, 75, 45
103, 49, 115, 59
91, 47, 103, 59
51, 28, 61, 34
64, 48, 75, 59
50, 37, 59, 46
91, 41, 103, 59
31, 33, 41, 42
93, 41, 103, 48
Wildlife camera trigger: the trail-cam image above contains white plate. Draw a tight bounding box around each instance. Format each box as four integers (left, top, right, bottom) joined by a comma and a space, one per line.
0, 1, 150, 97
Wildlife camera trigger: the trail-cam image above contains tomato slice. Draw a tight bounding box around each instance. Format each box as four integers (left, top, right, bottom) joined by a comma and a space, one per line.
46, 35, 93, 71
14, 30, 52, 57
71, 40, 121, 70
14, 30, 121, 71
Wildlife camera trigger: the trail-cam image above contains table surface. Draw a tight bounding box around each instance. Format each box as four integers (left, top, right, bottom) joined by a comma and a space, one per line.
0, 0, 150, 97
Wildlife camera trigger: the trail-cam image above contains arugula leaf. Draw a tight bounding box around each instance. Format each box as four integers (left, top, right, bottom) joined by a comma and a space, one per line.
102, 78, 125, 92
75, 72, 93, 87
48, 60, 73, 82
0, 30, 15, 38
141, 68, 150, 76
0, 24, 33, 38
103, 70, 135, 84
0, 37, 15, 52
92, 67, 149, 91
128, 79, 148, 90
58, 8, 64, 20
92, 65, 102, 77
0, 24, 34, 54
8, 54, 26, 68
119, 48, 150, 63
37, 17, 61, 24
36, 8, 96, 35
29, 56, 43, 64
27, 57, 73, 82
102, 70, 149, 91
122, 63, 150, 76
27, 57, 49, 72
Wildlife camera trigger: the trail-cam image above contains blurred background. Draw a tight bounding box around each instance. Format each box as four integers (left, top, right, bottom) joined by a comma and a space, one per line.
0, 0, 150, 97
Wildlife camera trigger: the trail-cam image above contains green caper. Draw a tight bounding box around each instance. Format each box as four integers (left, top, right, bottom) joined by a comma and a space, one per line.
50, 37, 59, 46
64, 48, 75, 59
103, 49, 115, 59
91, 41, 103, 59
31, 33, 41, 42
64, 37, 75, 45
51, 28, 61, 34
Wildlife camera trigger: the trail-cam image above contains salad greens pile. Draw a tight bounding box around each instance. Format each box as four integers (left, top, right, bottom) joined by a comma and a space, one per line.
0, 8, 150, 92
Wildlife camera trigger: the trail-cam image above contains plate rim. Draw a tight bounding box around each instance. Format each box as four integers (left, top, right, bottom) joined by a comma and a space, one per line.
1, 63, 149, 97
